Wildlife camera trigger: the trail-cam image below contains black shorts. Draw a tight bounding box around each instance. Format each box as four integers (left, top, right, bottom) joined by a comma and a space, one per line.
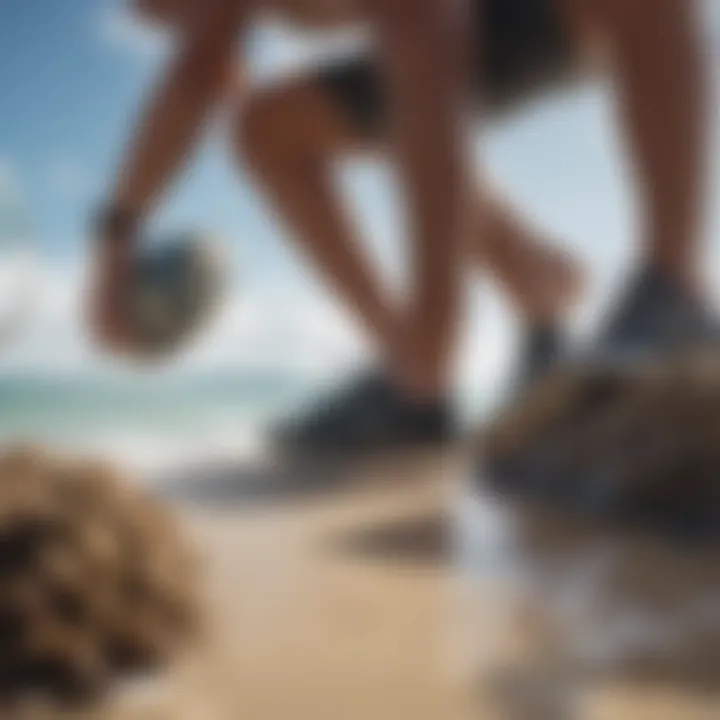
317, 0, 579, 139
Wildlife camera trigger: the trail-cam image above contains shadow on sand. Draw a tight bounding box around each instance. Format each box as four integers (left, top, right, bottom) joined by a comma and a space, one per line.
153, 457, 355, 508
324, 511, 448, 567
154, 456, 450, 566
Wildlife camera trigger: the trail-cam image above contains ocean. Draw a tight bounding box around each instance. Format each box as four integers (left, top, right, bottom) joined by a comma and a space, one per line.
0, 370, 319, 476
0, 368, 492, 479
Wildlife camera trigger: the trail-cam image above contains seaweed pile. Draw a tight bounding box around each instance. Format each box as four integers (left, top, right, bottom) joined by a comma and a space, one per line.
0, 446, 199, 707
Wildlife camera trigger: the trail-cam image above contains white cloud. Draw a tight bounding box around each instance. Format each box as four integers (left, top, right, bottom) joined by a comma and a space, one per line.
0, 248, 517, 429
179, 279, 367, 375
98, 4, 171, 57
0, 254, 368, 379
0, 260, 89, 375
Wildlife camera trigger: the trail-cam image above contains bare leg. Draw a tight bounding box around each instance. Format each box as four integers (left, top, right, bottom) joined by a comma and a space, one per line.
236, 80, 582, 366
237, 82, 400, 363
584, 0, 708, 290
481, 190, 582, 324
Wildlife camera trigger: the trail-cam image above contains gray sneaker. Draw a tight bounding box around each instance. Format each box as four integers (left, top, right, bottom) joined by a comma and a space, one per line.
594, 266, 720, 365
274, 371, 454, 461
482, 266, 720, 541
518, 324, 565, 390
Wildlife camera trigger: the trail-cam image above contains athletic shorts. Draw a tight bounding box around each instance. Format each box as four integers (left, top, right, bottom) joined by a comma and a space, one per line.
316, 0, 579, 139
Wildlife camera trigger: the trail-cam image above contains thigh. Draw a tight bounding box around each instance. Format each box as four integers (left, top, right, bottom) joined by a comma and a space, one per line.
249, 1, 595, 160
316, 0, 590, 132
242, 61, 387, 158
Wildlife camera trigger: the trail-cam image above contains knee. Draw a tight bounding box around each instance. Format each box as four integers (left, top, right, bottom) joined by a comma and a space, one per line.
236, 81, 346, 173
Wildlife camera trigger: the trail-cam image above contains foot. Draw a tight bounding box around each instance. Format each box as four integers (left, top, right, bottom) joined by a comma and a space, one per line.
518, 324, 565, 389
514, 248, 582, 388
595, 265, 720, 364
484, 267, 720, 526
274, 370, 454, 460
509, 242, 584, 388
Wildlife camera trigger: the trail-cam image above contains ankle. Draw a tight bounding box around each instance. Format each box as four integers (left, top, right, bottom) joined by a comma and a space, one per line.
386, 363, 448, 406
517, 251, 584, 326
383, 343, 448, 405
398, 377, 447, 406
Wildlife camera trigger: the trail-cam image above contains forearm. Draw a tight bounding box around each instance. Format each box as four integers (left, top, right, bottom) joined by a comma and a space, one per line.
112, 49, 235, 217
110, 0, 249, 219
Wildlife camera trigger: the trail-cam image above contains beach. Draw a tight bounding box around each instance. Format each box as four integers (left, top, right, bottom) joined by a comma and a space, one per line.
94, 451, 469, 720
61, 450, 717, 720
1, 376, 720, 719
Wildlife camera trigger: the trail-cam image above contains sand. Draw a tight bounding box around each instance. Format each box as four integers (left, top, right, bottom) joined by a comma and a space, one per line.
84, 452, 466, 720
44, 450, 720, 720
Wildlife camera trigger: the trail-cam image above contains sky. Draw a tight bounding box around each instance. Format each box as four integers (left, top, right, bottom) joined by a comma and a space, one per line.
0, 0, 719, 400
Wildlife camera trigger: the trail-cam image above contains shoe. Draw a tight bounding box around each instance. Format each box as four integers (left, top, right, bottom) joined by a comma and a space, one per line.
482, 266, 720, 542
274, 370, 454, 461
594, 265, 720, 365
517, 323, 565, 390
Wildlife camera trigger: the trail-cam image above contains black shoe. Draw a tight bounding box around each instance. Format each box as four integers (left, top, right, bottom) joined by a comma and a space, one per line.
595, 265, 720, 364
274, 370, 454, 460
517, 323, 565, 389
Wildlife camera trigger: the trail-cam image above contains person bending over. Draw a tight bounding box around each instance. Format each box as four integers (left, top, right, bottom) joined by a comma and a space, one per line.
92, 0, 710, 457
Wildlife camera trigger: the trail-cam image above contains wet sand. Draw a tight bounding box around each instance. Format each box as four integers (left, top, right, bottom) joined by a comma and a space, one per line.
82, 452, 720, 720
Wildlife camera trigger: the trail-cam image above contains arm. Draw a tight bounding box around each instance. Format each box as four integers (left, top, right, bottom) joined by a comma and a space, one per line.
113, 0, 250, 217
364, 0, 472, 397
92, 0, 249, 348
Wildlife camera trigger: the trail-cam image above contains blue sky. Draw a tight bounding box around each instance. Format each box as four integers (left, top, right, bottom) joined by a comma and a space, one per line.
0, 0, 719, 399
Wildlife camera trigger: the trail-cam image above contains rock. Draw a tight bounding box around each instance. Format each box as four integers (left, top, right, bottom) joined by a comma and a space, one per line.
481, 350, 720, 541
477, 350, 720, 693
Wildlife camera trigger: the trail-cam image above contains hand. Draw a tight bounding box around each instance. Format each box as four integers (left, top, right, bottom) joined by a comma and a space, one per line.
89, 234, 135, 352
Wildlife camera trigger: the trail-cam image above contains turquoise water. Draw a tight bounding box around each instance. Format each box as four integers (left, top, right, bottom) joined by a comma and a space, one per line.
0, 368, 487, 474
0, 371, 318, 470
0, 373, 301, 436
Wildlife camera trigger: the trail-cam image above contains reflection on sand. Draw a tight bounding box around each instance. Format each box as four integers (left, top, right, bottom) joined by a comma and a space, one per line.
47, 450, 720, 719
463, 481, 720, 718
155, 449, 459, 508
